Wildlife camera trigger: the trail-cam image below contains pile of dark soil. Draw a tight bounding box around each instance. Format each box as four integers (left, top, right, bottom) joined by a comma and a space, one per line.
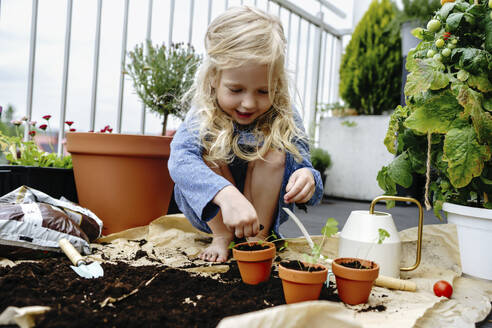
0, 257, 341, 328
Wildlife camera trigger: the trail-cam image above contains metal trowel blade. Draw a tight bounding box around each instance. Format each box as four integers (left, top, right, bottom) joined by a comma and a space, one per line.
70, 262, 104, 279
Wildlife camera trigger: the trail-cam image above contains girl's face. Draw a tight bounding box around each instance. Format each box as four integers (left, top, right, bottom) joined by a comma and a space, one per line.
214, 63, 273, 125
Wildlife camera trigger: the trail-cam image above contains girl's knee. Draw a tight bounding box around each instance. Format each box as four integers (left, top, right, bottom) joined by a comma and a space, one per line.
255, 149, 285, 171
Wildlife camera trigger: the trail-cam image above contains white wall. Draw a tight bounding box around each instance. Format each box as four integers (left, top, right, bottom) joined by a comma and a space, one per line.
318, 115, 395, 201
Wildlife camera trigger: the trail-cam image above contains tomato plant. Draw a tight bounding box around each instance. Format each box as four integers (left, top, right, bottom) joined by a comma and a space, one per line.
433, 280, 453, 298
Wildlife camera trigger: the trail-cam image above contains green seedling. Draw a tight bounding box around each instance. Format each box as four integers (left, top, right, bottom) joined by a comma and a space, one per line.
302, 218, 338, 269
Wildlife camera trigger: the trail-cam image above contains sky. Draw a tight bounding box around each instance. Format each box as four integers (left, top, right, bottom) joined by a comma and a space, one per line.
0, 0, 356, 135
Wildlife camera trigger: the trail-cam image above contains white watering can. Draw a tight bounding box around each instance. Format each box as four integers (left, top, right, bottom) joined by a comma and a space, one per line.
338, 196, 424, 278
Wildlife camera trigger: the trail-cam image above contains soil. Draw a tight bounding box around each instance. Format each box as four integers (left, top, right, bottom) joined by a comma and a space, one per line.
234, 243, 270, 251
340, 260, 373, 270
280, 260, 325, 272
0, 255, 342, 328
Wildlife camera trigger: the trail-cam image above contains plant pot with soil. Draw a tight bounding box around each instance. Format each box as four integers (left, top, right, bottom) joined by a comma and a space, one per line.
278, 260, 328, 304
232, 241, 276, 285
0, 114, 76, 201
331, 257, 380, 305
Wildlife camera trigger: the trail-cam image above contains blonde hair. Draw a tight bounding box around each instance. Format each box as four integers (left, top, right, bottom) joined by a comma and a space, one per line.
187, 5, 305, 164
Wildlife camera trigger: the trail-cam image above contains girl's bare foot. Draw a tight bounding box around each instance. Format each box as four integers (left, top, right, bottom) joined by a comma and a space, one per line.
199, 234, 234, 262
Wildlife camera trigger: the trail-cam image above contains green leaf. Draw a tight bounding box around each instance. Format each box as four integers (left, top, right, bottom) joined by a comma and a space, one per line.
405, 59, 450, 97
384, 105, 409, 154
471, 109, 492, 144
453, 82, 483, 118
387, 152, 413, 188
404, 90, 462, 134
485, 9, 492, 53
437, 2, 456, 20
484, 95, 492, 112
446, 12, 464, 32
377, 228, 390, 244
321, 218, 339, 237
457, 48, 490, 75
467, 74, 492, 93
377, 166, 397, 200
443, 127, 491, 188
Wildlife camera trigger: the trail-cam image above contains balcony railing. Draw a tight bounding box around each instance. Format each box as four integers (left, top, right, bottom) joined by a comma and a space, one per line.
0, 0, 352, 154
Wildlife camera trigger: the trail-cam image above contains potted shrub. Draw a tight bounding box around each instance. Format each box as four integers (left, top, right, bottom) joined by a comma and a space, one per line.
231, 241, 276, 285
377, 0, 492, 280
310, 147, 332, 185
125, 41, 202, 135
318, 0, 402, 201
66, 42, 201, 235
0, 110, 77, 202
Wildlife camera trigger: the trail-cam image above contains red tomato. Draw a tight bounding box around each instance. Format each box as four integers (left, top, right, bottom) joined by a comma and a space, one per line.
433, 280, 453, 298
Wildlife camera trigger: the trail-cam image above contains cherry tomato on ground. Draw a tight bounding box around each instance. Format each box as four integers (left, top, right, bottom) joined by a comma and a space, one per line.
433, 280, 453, 298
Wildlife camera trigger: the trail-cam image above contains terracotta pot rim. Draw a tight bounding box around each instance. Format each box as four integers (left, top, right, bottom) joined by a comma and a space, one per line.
66, 132, 172, 158
332, 257, 379, 281
278, 261, 328, 284
232, 241, 276, 262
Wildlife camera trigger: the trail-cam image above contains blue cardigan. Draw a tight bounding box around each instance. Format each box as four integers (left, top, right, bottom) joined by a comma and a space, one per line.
168, 107, 323, 235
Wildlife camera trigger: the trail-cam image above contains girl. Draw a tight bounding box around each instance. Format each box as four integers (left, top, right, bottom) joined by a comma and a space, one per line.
168, 6, 323, 263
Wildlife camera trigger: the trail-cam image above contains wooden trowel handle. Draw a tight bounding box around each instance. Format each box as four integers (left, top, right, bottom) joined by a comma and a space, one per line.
375, 275, 417, 292
59, 238, 85, 266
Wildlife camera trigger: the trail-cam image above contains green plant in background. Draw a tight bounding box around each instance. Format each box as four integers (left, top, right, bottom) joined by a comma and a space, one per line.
126, 41, 202, 135
399, 0, 442, 25
377, 0, 492, 213
0, 112, 72, 168
310, 147, 332, 177
341, 120, 357, 127
339, 0, 402, 115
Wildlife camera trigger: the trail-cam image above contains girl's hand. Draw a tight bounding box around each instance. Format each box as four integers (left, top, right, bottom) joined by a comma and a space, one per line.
284, 168, 315, 204
214, 185, 260, 238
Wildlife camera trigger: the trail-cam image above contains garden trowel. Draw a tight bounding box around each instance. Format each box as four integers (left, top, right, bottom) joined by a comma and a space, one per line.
58, 238, 104, 279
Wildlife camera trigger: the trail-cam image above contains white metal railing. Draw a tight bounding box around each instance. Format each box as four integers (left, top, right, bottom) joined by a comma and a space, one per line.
1, 0, 352, 153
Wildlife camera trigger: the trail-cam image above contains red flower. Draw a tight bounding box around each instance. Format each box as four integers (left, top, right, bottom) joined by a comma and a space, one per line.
69, 128, 76, 132
29, 130, 36, 137
65, 121, 74, 126
42, 115, 51, 120
39, 124, 48, 130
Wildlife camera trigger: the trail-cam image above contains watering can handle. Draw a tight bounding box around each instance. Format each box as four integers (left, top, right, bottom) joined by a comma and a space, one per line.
369, 196, 424, 272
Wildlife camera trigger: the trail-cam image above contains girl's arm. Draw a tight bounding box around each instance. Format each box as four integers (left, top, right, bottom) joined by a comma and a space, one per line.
286, 107, 324, 206
168, 113, 231, 221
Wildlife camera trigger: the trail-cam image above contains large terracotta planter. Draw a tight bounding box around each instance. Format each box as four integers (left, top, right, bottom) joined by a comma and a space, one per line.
278, 261, 328, 304
66, 132, 174, 235
232, 241, 275, 285
332, 257, 379, 305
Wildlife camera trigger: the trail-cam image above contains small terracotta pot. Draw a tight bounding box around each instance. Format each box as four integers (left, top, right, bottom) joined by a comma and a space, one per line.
278, 261, 328, 304
232, 241, 276, 285
331, 257, 380, 305
66, 132, 174, 235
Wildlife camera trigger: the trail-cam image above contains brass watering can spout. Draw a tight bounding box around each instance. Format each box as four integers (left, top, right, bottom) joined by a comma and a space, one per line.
369, 196, 424, 272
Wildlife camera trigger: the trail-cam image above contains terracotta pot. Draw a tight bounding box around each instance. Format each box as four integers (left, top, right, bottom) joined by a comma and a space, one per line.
66, 132, 174, 235
232, 241, 275, 285
332, 257, 379, 305
278, 261, 328, 304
